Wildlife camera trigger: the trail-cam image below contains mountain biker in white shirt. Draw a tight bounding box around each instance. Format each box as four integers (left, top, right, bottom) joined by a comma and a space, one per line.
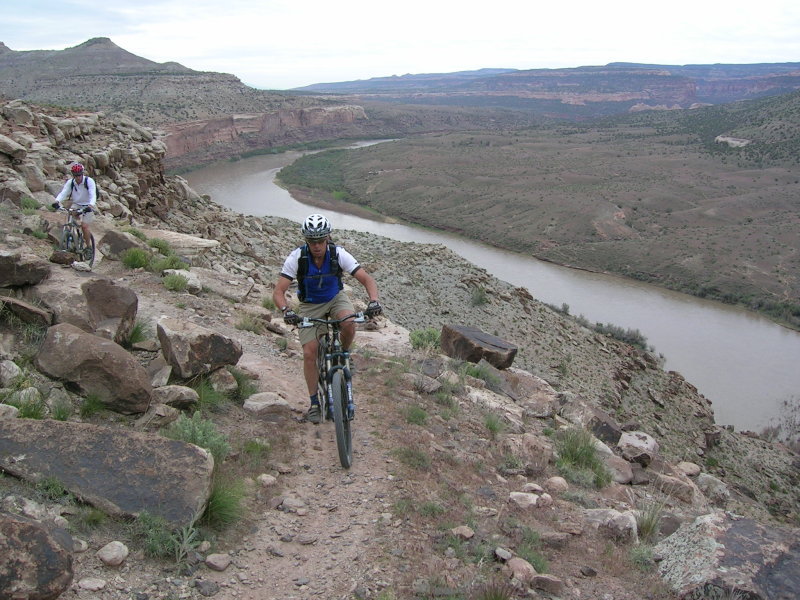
52, 163, 97, 244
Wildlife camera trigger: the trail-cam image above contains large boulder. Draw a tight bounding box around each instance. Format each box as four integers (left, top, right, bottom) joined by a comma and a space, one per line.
0, 511, 74, 600
440, 324, 517, 369
27, 271, 138, 344
656, 511, 800, 599
0, 296, 52, 328
157, 316, 243, 379
96, 229, 150, 261
0, 420, 214, 528
617, 430, 659, 466
560, 399, 623, 445
0, 249, 50, 287
34, 323, 151, 414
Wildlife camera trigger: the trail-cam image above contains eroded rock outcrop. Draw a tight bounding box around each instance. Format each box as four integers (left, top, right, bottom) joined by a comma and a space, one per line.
0, 511, 74, 600
656, 511, 800, 599
0, 420, 214, 527
35, 323, 152, 414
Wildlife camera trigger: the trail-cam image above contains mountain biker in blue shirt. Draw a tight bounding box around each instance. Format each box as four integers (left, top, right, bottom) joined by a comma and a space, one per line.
51, 163, 97, 245
273, 214, 382, 424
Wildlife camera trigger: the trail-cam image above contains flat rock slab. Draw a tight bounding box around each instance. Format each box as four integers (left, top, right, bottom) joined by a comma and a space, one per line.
0, 420, 213, 528
441, 324, 517, 369
656, 511, 800, 599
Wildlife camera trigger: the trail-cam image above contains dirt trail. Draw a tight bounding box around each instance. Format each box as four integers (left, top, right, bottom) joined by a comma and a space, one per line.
99, 252, 412, 600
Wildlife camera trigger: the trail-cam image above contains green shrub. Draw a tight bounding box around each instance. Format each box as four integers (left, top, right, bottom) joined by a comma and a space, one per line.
17, 394, 47, 419
418, 501, 445, 518
150, 255, 188, 273
517, 526, 548, 573
74, 506, 107, 532
409, 327, 440, 351
404, 404, 428, 426
392, 446, 431, 470
50, 397, 73, 421
147, 237, 173, 256
261, 297, 276, 310
629, 545, 655, 572
163, 411, 230, 463
241, 438, 270, 461
35, 476, 73, 502
29, 230, 48, 240
484, 412, 505, 437
235, 314, 264, 334
190, 377, 229, 412
130, 511, 175, 559
201, 473, 245, 529
636, 495, 667, 543
472, 580, 518, 600
123, 318, 151, 348
464, 362, 502, 391
471, 286, 489, 306
121, 247, 151, 269
554, 427, 612, 489
121, 226, 147, 241
21, 197, 41, 210
79, 393, 104, 418
162, 273, 189, 292
228, 367, 258, 402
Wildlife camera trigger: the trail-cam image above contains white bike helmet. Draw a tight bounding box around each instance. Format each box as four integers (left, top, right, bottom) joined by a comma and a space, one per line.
301, 214, 332, 239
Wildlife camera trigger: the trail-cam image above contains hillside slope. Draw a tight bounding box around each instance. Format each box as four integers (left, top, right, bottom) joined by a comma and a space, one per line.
1, 100, 798, 599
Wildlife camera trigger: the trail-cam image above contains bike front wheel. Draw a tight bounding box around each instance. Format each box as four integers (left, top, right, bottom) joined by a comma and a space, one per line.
80, 233, 95, 267
330, 370, 353, 468
59, 225, 76, 252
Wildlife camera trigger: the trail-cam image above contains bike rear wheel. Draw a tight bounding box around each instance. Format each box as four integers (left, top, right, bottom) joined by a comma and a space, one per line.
331, 370, 353, 468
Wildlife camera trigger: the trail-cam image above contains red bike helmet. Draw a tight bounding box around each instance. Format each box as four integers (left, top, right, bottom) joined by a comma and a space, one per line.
70, 163, 85, 175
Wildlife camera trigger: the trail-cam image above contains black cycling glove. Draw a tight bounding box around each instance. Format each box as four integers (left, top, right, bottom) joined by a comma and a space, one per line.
365, 300, 383, 317
283, 310, 301, 325
81, 206, 93, 214
51, 202, 60, 210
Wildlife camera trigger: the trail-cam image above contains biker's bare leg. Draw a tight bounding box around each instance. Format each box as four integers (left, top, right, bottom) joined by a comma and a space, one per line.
337, 309, 356, 350
302, 338, 319, 395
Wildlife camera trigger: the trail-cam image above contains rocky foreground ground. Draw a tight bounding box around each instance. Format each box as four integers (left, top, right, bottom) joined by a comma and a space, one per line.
1, 99, 798, 599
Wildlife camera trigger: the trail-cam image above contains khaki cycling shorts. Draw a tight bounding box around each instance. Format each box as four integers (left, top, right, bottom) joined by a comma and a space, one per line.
63, 200, 95, 224
297, 292, 355, 346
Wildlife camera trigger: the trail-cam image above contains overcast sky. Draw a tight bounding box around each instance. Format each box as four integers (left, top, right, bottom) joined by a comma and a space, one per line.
4, 0, 800, 90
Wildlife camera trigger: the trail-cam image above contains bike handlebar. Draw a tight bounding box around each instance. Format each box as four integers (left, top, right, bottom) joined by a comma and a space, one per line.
298, 312, 367, 328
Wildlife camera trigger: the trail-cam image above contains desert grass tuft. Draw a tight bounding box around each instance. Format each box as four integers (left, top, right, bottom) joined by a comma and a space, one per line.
121, 247, 151, 269
162, 411, 230, 463
201, 472, 245, 529
163, 273, 189, 292
79, 393, 105, 418
554, 427, 612, 489
228, 366, 258, 402
190, 376, 229, 412
392, 446, 431, 470
404, 404, 428, 426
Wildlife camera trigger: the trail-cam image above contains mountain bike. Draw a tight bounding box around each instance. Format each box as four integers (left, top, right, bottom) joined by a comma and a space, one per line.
57, 206, 95, 267
299, 312, 366, 468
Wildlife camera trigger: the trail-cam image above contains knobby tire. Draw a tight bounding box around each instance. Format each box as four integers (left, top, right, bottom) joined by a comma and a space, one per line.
59, 225, 76, 253
81, 233, 96, 267
331, 370, 352, 469
317, 340, 328, 422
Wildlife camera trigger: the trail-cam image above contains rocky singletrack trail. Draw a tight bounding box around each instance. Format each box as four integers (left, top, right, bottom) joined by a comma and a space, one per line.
81, 249, 414, 600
